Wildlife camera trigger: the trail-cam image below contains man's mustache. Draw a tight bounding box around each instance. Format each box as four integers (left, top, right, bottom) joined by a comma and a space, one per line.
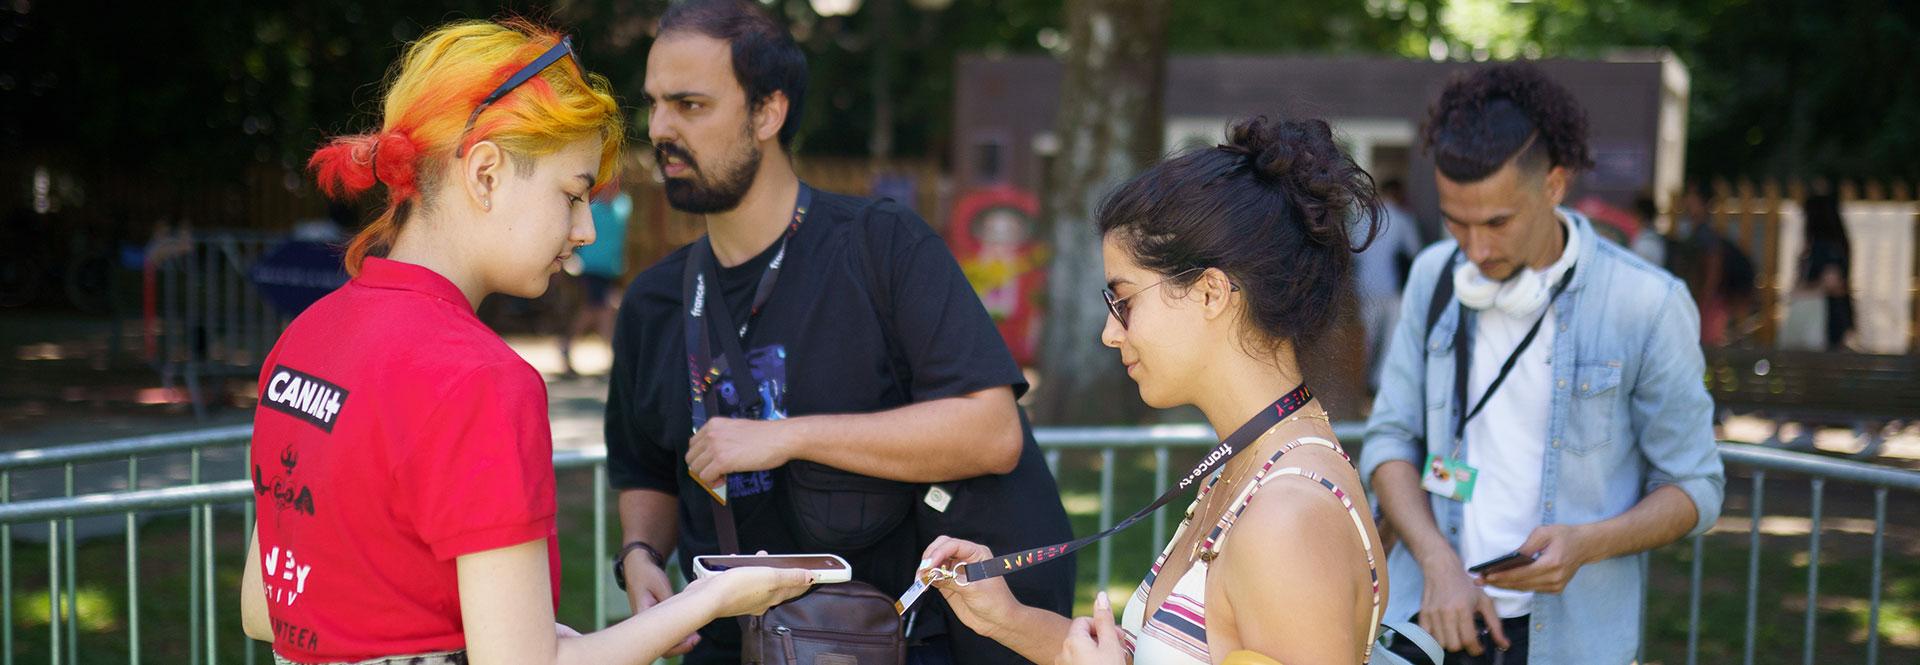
655, 143, 697, 171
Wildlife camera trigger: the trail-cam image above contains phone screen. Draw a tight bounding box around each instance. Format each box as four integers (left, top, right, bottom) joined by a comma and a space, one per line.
698, 555, 849, 572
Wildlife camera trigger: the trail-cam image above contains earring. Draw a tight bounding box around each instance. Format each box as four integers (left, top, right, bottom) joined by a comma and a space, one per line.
482, 198, 491, 211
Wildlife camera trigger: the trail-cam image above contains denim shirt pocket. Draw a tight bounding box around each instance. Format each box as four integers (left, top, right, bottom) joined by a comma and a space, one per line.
1423, 318, 1461, 404
1569, 361, 1623, 454
1420, 318, 1461, 455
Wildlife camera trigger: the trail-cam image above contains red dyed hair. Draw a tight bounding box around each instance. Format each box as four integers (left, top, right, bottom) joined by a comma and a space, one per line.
309, 19, 623, 275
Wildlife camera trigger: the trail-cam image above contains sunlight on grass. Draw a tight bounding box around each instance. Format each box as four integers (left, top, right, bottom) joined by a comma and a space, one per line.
1061, 491, 1102, 516
12, 587, 120, 632
1848, 603, 1920, 648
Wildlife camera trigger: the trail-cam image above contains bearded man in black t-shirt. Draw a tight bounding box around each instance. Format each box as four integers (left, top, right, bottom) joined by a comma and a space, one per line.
603, 2, 1074, 663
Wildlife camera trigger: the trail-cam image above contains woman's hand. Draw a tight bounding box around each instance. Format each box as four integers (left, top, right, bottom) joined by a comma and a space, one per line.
686, 566, 816, 619
922, 536, 1024, 638
1055, 592, 1125, 665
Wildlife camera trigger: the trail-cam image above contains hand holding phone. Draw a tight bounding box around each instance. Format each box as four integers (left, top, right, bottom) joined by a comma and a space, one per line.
1467, 550, 1537, 576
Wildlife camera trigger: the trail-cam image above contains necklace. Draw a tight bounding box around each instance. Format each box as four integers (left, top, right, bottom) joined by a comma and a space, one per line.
1186, 409, 1332, 563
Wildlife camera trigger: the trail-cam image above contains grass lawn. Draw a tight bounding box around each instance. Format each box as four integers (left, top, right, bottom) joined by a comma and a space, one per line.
4, 456, 1916, 664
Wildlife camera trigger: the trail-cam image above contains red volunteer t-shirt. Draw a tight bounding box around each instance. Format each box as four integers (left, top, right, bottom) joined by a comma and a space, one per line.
250, 257, 559, 662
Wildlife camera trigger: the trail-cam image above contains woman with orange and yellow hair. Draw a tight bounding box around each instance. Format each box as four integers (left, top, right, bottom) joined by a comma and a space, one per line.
238, 20, 813, 665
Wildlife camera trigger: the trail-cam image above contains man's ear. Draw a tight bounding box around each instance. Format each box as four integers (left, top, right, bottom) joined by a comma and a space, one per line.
752, 91, 789, 145
1543, 165, 1570, 209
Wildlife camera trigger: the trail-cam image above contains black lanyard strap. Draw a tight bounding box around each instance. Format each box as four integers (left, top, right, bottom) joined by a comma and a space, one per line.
959, 384, 1315, 583
682, 185, 812, 432
1450, 265, 1576, 445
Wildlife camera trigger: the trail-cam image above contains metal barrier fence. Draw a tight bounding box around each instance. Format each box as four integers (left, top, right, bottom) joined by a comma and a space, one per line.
1, 425, 1915, 664
142, 231, 291, 419
0, 425, 253, 665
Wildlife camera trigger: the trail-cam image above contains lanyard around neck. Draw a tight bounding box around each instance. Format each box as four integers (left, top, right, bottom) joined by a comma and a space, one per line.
681, 185, 812, 431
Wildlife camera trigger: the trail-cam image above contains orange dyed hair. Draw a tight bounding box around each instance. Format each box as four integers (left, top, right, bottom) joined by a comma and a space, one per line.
309, 19, 625, 275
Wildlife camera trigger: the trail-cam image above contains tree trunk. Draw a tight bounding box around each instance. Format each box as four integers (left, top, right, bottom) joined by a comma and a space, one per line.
1030, 0, 1169, 425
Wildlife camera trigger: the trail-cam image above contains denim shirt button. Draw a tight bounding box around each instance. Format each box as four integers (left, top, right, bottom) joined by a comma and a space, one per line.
1535, 622, 1545, 632
1552, 438, 1561, 448
1557, 379, 1567, 389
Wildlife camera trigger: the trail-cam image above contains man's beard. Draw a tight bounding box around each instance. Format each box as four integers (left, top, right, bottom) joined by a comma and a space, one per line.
659, 133, 762, 214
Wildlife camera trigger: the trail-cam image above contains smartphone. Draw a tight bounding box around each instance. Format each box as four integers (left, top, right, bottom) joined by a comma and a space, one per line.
1468, 551, 1536, 575
692, 553, 853, 584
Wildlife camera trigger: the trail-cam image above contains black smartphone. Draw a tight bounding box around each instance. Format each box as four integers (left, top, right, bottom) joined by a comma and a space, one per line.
1468, 551, 1536, 575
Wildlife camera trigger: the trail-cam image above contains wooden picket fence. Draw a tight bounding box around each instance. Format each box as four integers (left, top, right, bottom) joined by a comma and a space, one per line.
1678, 178, 1919, 353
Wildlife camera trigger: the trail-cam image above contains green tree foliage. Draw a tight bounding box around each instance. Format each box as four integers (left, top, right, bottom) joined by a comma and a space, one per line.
0, 0, 1911, 183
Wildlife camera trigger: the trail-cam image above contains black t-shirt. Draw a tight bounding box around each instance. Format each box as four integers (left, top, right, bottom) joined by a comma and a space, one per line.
606, 187, 1073, 663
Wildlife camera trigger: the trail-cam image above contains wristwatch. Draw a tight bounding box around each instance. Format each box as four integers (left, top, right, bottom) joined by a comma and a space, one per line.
613, 540, 668, 591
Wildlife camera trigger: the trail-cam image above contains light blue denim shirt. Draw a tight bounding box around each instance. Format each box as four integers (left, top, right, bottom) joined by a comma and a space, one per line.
1358, 210, 1725, 665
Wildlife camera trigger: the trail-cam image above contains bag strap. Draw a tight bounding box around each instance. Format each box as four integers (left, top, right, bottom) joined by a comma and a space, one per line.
1424, 249, 1458, 339
1417, 248, 1460, 462
846, 198, 912, 399
690, 237, 756, 557
1376, 621, 1444, 665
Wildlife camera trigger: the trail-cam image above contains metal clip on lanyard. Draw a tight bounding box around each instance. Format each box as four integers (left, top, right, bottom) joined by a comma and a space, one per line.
923, 566, 969, 587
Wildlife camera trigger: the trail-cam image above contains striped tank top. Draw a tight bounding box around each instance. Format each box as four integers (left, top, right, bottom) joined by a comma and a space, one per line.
1118, 437, 1382, 664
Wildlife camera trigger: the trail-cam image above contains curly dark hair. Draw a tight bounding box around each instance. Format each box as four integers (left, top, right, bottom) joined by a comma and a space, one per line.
1097, 116, 1381, 355
1422, 62, 1594, 183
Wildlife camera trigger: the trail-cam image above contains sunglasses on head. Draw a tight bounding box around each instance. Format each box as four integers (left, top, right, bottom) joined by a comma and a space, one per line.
456, 36, 585, 157
1101, 267, 1238, 330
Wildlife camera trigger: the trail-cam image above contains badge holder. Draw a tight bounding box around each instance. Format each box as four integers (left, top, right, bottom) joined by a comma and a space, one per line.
1420, 452, 1478, 503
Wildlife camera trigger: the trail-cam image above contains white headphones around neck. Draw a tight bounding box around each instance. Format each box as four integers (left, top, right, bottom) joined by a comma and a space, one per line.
1453, 212, 1581, 318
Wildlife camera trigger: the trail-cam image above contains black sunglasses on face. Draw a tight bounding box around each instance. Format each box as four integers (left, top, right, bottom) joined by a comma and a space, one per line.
456, 36, 585, 157
1104, 267, 1237, 330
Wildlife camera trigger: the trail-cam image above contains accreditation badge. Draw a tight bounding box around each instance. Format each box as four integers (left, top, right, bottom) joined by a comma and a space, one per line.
1420, 453, 1478, 503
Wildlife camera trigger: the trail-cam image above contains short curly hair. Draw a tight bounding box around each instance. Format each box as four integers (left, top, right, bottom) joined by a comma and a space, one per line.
1422, 62, 1593, 183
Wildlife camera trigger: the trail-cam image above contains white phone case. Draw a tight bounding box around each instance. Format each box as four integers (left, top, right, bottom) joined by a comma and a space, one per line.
692, 553, 853, 584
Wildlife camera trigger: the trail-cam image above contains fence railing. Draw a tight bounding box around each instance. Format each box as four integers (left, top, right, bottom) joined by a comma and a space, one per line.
0, 425, 252, 665
1, 425, 1914, 664
142, 231, 293, 419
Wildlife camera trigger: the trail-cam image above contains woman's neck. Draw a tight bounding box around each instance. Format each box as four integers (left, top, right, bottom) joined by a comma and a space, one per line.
1190, 344, 1308, 442
385, 216, 487, 310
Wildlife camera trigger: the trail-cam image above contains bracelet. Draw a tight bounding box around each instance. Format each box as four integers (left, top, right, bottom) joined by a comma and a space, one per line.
613, 540, 667, 591
624, 540, 667, 568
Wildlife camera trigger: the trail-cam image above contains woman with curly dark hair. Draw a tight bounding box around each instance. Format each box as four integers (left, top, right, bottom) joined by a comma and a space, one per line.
921, 115, 1394, 665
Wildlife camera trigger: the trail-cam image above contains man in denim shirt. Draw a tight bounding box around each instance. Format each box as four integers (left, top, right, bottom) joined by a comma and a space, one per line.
1363, 63, 1725, 665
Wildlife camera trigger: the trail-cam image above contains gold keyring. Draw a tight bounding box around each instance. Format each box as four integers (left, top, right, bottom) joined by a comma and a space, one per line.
926, 566, 973, 588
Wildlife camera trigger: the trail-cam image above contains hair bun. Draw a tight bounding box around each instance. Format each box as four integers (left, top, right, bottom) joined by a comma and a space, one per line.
370, 131, 421, 202
1223, 116, 1379, 252
307, 130, 422, 203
